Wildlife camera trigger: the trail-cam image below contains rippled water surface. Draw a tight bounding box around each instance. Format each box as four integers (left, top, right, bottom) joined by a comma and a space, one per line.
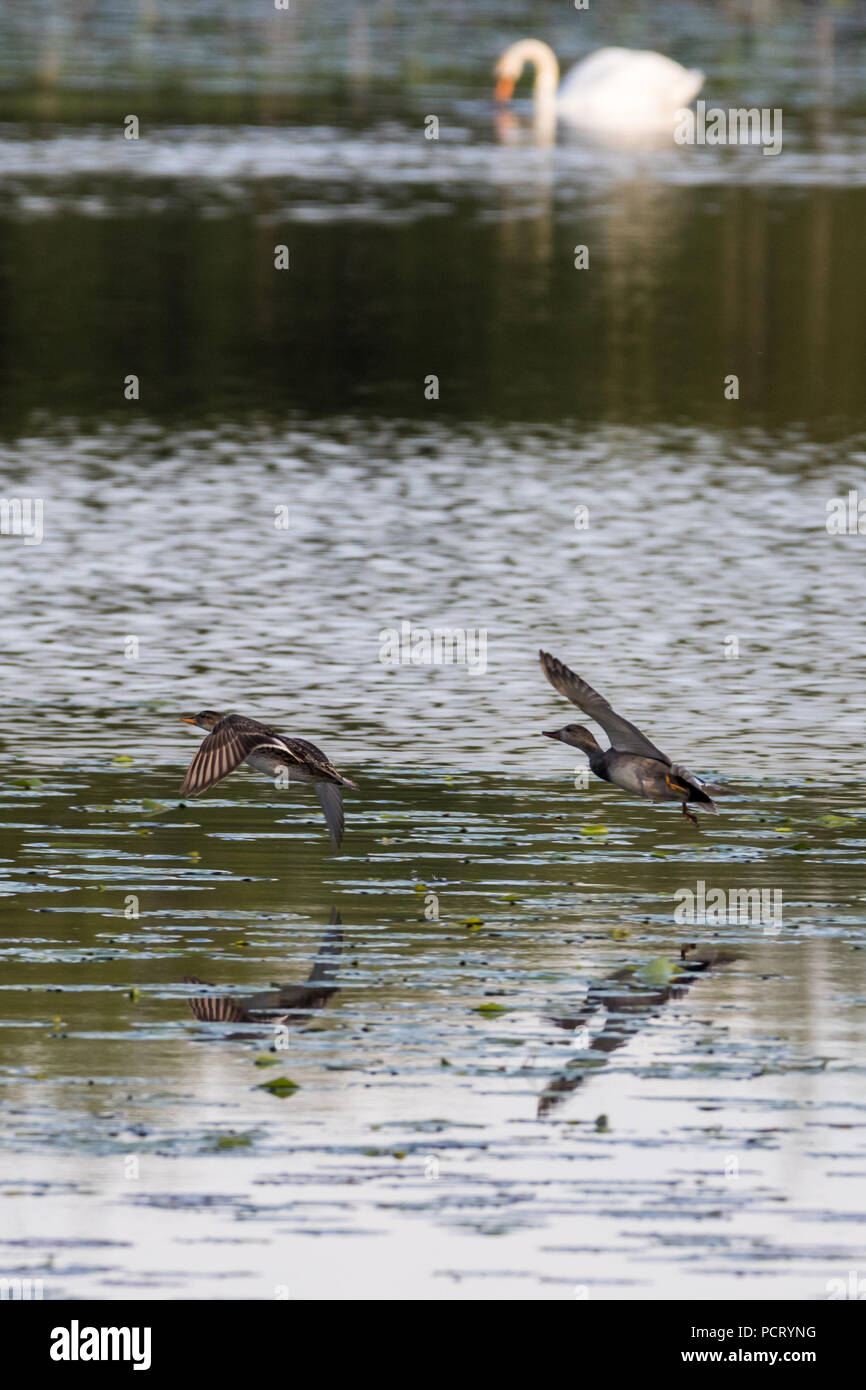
1, 0, 866, 1300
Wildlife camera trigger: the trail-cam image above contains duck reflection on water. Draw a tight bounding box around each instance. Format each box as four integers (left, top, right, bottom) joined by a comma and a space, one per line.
537, 944, 740, 1117
184, 910, 343, 1037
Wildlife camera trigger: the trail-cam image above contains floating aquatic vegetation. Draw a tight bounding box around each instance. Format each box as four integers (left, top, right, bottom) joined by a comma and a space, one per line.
256, 1077, 300, 1098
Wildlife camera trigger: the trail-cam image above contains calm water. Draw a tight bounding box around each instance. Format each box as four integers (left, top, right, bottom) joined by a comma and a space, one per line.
1, 0, 866, 1300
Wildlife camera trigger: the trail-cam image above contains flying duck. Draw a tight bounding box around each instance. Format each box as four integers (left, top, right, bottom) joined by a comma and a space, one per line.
539, 650, 726, 826
179, 712, 357, 849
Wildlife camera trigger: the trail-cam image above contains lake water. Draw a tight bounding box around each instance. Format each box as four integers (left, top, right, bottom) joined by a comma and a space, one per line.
1, 0, 866, 1300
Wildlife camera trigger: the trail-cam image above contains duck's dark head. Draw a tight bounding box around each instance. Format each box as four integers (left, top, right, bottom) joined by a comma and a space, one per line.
543, 723, 602, 755
180, 711, 224, 731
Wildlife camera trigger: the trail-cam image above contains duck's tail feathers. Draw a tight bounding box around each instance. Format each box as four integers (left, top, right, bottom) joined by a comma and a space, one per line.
670, 763, 719, 811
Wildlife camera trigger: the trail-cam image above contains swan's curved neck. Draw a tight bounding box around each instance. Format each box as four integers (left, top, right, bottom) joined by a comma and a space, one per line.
515, 39, 560, 106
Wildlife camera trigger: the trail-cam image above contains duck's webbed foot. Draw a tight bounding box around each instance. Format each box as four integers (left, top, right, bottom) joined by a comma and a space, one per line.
681, 802, 700, 829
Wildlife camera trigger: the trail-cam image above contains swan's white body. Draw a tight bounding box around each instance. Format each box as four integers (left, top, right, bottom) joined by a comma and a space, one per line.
495, 41, 703, 134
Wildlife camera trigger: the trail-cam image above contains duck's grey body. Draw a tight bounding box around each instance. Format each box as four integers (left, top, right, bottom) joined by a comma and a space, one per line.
540, 651, 725, 825
592, 748, 687, 800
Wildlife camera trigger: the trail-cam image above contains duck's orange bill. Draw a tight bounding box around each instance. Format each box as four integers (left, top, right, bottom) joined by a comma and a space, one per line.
494, 76, 514, 103
179, 716, 196, 724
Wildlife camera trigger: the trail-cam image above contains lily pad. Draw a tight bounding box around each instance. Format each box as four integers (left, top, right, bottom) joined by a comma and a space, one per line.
256, 1076, 300, 1098
211, 1132, 254, 1150
637, 956, 676, 987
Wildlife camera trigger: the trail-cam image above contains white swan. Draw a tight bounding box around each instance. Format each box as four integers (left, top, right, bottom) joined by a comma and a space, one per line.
494, 40, 703, 134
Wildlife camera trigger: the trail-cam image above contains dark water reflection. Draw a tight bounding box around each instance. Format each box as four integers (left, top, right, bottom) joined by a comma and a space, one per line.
2, 177, 866, 433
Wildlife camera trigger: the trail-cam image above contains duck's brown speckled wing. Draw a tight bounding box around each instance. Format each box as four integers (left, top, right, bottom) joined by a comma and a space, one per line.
539, 651, 670, 762
180, 714, 301, 797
